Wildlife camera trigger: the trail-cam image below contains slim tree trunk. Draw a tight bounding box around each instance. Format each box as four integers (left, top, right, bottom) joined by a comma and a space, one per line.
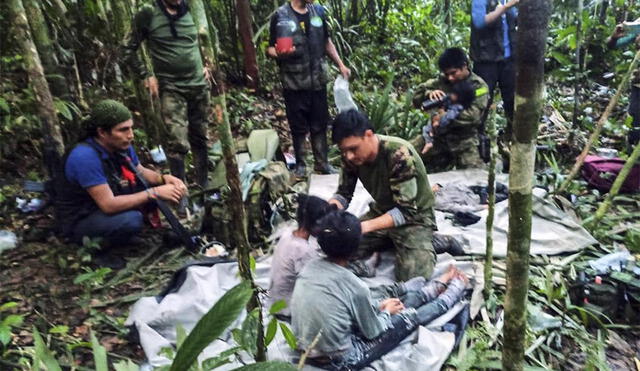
484, 107, 497, 299
9, 0, 65, 177
589, 142, 640, 227
212, 93, 266, 362
502, 1, 550, 370
192, 0, 224, 94
559, 50, 640, 193
572, 0, 583, 127
236, 0, 260, 90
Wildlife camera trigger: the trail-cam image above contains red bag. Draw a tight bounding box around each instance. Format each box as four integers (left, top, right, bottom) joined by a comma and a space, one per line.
581, 155, 640, 193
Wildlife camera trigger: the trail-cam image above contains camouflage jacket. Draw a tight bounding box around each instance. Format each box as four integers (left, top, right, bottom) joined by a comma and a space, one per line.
413, 72, 490, 138
334, 135, 435, 227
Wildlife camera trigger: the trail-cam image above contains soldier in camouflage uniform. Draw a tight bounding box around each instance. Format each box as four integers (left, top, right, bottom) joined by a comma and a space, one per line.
123, 0, 210, 211
608, 23, 640, 149
413, 48, 489, 173
329, 110, 437, 281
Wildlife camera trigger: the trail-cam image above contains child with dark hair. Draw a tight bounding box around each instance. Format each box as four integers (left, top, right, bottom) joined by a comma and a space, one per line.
421, 80, 476, 154
267, 194, 335, 316
291, 210, 467, 369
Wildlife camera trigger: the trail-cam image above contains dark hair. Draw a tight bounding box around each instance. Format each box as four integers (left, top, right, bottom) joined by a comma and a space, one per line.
331, 109, 374, 145
451, 80, 476, 109
315, 210, 361, 259
438, 48, 469, 71
296, 194, 335, 234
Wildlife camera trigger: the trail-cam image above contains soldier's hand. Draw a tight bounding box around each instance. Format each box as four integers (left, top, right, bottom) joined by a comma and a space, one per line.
145, 76, 159, 98
421, 142, 433, 154
203, 67, 214, 86
612, 24, 625, 40
328, 198, 344, 210
162, 175, 188, 196
505, 0, 519, 8
276, 46, 297, 58
428, 90, 446, 101
154, 184, 183, 203
339, 65, 352, 80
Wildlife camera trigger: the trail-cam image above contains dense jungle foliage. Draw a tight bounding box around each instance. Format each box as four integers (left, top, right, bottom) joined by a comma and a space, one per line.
1, 0, 640, 370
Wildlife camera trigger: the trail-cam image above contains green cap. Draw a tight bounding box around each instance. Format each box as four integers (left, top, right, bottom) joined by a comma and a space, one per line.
88, 99, 132, 131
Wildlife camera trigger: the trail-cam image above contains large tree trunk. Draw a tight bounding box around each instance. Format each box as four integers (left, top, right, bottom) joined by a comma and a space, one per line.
502, 1, 550, 370
236, 0, 260, 90
484, 107, 497, 299
9, 0, 65, 179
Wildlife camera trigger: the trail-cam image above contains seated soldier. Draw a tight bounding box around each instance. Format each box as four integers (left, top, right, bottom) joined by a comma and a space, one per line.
56, 100, 187, 267
421, 80, 476, 155
414, 47, 489, 172
291, 210, 467, 370
329, 109, 437, 281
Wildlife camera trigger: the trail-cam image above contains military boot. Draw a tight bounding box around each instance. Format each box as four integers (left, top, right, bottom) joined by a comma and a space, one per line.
191, 145, 210, 190
292, 133, 307, 178
310, 132, 337, 174
168, 156, 188, 217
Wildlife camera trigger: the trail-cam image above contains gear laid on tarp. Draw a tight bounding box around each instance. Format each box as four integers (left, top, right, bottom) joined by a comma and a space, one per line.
202, 130, 295, 249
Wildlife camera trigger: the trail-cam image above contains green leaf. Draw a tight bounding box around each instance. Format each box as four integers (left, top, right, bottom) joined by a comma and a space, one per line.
249, 255, 256, 273
0, 97, 9, 113
0, 327, 11, 346
264, 318, 278, 346
114, 360, 140, 371
0, 302, 18, 311
2, 314, 24, 327
201, 346, 242, 370
176, 324, 187, 349
53, 99, 73, 120
32, 326, 62, 371
91, 331, 108, 371
231, 361, 298, 370
268, 300, 287, 315
279, 322, 297, 350
49, 325, 69, 335
170, 281, 253, 371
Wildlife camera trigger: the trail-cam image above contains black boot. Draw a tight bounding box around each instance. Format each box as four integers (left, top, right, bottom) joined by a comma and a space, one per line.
310, 132, 337, 174
291, 133, 307, 178
191, 146, 209, 189
168, 156, 188, 217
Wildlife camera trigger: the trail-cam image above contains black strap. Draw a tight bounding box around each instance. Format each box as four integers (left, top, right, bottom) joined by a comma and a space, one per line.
156, 0, 189, 38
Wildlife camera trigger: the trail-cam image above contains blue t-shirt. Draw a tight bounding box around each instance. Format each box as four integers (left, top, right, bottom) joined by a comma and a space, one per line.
472, 0, 518, 58
65, 138, 140, 189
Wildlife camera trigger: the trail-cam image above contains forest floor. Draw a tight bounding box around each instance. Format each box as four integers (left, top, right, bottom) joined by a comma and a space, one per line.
1, 91, 640, 370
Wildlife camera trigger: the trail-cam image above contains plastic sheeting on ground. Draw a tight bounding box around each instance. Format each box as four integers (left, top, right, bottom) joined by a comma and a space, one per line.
309, 169, 597, 257
126, 251, 480, 370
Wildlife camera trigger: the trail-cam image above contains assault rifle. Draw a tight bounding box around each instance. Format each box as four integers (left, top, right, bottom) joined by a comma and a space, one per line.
120, 154, 205, 252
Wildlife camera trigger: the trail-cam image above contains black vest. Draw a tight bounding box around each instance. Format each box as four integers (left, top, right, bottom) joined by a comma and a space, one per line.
470, 0, 517, 63
55, 140, 139, 236
275, 4, 329, 91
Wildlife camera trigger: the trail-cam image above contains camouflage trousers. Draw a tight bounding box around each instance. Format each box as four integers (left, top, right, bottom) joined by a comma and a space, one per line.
159, 85, 210, 159
353, 223, 437, 281
414, 134, 485, 173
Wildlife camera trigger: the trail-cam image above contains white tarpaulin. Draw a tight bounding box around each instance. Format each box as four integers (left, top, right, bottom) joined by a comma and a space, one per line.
309, 169, 597, 257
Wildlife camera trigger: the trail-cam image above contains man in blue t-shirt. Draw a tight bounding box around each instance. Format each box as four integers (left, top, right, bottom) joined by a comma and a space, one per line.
57, 100, 186, 266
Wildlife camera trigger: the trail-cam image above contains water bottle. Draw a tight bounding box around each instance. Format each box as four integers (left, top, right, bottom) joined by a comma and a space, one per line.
276, 19, 295, 54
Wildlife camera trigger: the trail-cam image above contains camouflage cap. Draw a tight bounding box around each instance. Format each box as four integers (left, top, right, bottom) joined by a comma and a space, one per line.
87, 99, 132, 132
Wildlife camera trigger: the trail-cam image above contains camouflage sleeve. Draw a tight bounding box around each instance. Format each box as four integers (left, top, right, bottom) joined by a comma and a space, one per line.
122, 6, 153, 80
388, 145, 423, 225
333, 162, 358, 208
412, 78, 442, 108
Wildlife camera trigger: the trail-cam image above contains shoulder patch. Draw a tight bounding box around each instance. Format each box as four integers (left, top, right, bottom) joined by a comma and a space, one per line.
475, 86, 489, 97
389, 145, 416, 180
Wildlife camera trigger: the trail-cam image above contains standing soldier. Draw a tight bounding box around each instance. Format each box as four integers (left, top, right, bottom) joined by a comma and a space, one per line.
123, 0, 210, 213
267, 0, 351, 178
414, 48, 489, 172
608, 22, 640, 150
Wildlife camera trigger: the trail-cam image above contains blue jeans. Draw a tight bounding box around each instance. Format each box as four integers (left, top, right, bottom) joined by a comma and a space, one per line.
329, 298, 449, 370
72, 209, 143, 245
